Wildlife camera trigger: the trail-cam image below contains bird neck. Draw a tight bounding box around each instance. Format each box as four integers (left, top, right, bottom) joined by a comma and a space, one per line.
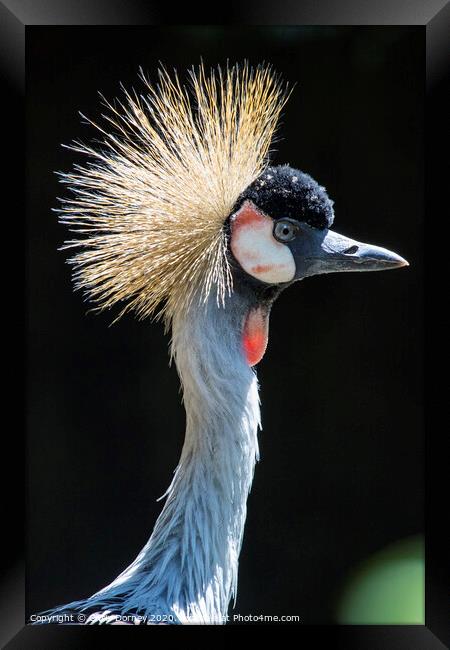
95, 290, 261, 623
167, 293, 260, 623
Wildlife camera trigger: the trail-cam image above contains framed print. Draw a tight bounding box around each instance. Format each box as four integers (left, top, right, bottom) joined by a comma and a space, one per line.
1, 1, 447, 647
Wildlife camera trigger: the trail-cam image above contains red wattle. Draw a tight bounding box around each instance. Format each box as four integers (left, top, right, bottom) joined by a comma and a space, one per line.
242, 306, 269, 366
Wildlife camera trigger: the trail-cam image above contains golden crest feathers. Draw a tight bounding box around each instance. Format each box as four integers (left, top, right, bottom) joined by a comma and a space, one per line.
58, 62, 289, 324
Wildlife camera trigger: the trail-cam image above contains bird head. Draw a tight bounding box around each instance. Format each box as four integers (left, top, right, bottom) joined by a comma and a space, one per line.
230, 164, 407, 285
227, 165, 408, 365
59, 63, 408, 365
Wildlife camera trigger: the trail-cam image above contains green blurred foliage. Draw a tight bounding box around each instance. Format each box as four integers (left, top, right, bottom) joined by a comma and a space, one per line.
335, 535, 424, 624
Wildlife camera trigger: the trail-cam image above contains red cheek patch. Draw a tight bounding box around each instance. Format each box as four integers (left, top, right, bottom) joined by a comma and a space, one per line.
231, 200, 267, 231
250, 263, 275, 274
243, 306, 270, 366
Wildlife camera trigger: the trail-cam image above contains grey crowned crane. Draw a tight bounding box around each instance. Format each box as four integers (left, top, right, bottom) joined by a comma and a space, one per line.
39, 63, 408, 625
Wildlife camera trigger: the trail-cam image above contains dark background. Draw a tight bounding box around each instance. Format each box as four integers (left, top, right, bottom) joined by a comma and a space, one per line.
27, 26, 423, 623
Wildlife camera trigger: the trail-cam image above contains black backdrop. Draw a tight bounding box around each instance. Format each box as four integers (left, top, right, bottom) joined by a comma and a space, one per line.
27, 26, 423, 623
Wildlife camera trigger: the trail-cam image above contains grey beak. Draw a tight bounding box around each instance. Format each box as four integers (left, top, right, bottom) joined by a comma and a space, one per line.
291, 225, 409, 280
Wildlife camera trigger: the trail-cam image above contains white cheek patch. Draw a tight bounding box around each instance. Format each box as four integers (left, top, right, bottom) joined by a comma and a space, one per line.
230, 200, 296, 284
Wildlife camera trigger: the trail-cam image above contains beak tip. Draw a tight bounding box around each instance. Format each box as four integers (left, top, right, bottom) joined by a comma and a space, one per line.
375, 249, 409, 270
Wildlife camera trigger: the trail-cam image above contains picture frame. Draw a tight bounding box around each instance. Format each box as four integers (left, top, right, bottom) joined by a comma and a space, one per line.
1, 1, 446, 646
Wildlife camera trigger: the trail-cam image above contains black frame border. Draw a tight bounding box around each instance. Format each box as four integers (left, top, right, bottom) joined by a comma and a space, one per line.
1, 1, 448, 647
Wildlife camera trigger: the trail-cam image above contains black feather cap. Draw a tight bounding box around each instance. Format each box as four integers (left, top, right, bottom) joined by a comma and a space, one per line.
235, 164, 335, 230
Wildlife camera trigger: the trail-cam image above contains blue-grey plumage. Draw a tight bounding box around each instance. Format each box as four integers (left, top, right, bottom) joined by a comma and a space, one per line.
38, 289, 260, 624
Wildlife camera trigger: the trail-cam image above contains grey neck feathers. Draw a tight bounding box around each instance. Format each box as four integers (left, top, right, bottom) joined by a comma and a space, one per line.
86, 291, 261, 624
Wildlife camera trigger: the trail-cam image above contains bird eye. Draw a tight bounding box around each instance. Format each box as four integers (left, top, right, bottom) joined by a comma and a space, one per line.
273, 220, 298, 243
